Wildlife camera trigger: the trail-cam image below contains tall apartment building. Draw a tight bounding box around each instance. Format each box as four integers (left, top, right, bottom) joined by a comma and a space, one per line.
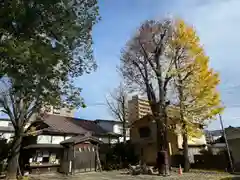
28, 106, 75, 126
128, 95, 152, 123
42, 105, 75, 117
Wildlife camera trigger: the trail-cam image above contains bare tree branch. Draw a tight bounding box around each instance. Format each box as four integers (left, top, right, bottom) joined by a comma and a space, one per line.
120, 19, 175, 174
106, 83, 128, 142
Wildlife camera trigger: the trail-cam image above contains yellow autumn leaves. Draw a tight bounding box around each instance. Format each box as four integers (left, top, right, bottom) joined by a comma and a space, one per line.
170, 19, 223, 137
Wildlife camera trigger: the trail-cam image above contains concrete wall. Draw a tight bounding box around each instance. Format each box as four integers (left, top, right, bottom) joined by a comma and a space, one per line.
228, 138, 240, 165
226, 127, 240, 140
130, 116, 179, 164
96, 121, 114, 132
131, 115, 208, 164
224, 127, 240, 166
41, 106, 75, 117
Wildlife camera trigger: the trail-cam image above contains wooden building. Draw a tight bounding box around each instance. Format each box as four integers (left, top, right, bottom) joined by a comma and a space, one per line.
21, 114, 120, 174
60, 134, 102, 174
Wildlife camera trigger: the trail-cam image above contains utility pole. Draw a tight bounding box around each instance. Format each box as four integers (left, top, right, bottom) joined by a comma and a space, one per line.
219, 114, 234, 172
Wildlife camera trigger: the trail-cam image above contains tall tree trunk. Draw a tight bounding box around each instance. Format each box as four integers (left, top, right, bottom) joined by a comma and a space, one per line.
123, 121, 126, 143
7, 135, 22, 180
183, 130, 190, 172
156, 87, 170, 175
156, 119, 164, 174
178, 84, 190, 172
156, 116, 170, 176
164, 110, 171, 172
163, 110, 170, 176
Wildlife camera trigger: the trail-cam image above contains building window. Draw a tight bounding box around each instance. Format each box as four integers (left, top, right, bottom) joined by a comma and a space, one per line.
53, 107, 60, 114
37, 135, 51, 144
52, 136, 64, 144
138, 126, 151, 138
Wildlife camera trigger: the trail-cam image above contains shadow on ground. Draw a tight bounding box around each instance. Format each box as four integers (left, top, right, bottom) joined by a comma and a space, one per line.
221, 177, 240, 180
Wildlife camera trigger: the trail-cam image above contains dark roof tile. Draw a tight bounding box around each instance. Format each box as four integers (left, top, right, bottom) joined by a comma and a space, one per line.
61, 134, 103, 145
42, 114, 88, 134
40, 114, 109, 136
69, 118, 108, 135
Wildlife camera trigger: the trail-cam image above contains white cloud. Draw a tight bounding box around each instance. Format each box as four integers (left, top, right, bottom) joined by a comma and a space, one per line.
74, 0, 240, 127
172, 0, 240, 129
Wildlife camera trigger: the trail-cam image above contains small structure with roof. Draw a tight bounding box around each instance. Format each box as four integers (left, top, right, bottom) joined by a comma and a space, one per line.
60, 132, 103, 174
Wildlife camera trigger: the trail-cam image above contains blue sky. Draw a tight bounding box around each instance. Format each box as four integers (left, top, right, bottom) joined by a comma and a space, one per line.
74, 0, 240, 130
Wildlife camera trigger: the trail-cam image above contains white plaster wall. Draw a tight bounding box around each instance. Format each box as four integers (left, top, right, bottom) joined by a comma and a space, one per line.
0, 133, 13, 142
177, 134, 207, 148
37, 135, 52, 144
113, 124, 122, 134
65, 136, 72, 140
52, 136, 64, 144
37, 135, 69, 144
0, 121, 9, 127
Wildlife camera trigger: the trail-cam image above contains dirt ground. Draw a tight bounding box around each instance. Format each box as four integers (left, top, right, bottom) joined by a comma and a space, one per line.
29, 170, 240, 180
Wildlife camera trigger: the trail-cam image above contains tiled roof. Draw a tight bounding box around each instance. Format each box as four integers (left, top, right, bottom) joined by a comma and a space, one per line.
95, 119, 129, 126
69, 118, 108, 135
39, 114, 110, 136
95, 119, 122, 123
42, 114, 88, 135
0, 118, 11, 121
61, 135, 103, 145
24, 144, 64, 149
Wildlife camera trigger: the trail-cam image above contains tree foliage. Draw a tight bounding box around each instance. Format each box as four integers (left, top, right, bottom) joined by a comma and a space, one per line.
0, 0, 100, 178
170, 19, 223, 135
169, 19, 223, 171
120, 19, 173, 175
120, 18, 223, 173
0, 0, 100, 122
0, 0, 100, 110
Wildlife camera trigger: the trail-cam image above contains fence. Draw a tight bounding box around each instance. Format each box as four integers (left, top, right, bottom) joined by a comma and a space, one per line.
192, 154, 228, 170
99, 142, 139, 170
170, 153, 229, 170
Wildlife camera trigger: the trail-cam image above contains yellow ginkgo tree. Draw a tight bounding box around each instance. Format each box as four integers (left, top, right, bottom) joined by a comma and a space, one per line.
169, 19, 223, 172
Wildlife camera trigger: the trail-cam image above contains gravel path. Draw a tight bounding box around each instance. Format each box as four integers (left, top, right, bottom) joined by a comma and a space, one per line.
30, 170, 240, 180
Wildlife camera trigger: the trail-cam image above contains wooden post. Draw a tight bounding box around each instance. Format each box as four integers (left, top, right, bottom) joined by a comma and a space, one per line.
96, 146, 102, 172
219, 114, 234, 172
72, 145, 75, 175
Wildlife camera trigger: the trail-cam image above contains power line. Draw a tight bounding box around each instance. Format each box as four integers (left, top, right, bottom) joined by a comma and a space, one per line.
85, 103, 106, 107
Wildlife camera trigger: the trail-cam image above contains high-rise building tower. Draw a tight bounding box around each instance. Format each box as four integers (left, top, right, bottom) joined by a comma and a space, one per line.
42, 105, 75, 117
127, 95, 152, 123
